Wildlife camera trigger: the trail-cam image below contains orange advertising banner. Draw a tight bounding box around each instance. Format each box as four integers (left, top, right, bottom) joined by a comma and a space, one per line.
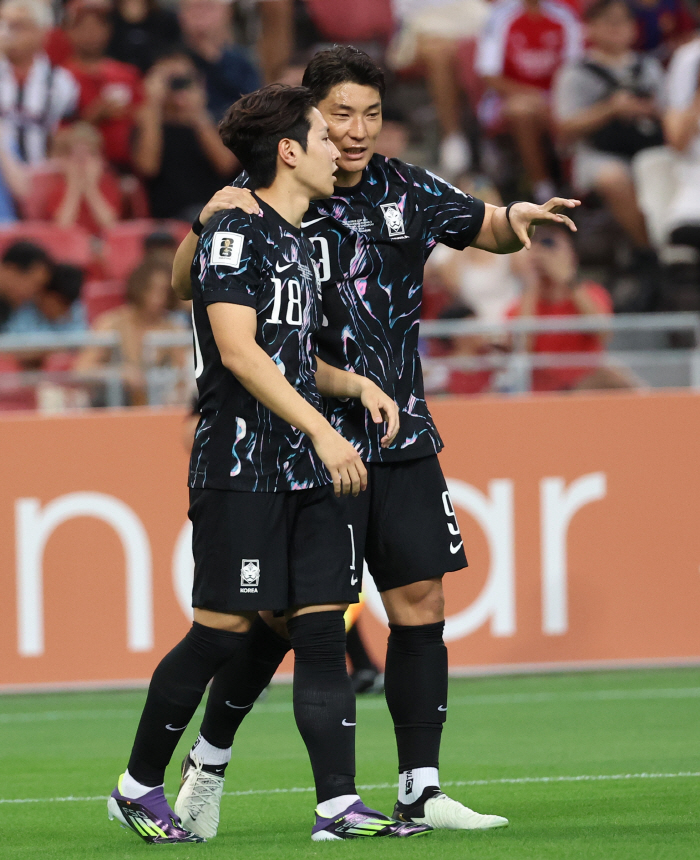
1, 391, 699, 692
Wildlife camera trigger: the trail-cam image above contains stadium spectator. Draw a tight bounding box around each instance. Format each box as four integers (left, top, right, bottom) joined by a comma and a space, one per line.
375, 105, 410, 159
133, 51, 236, 219
475, 0, 583, 202
0, 119, 29, 221
423, 302, 495, 394
3, 263, 87, 333
662, 33, 700, 249
426, 176, 523, 321
554, 0, 663, 260
108, 0, 181, 74
629, 0, 696, 60
177, 0, 260, 123
387, 0, 491, 176
142, 228, 178, 267
0, 240, 52, 329
40, 122, 123, 234
75, 258, 188, 404
254, 0, 293, 84
62, 0, 144, 172
0, 0, 79, 163
506, 222, 635, 391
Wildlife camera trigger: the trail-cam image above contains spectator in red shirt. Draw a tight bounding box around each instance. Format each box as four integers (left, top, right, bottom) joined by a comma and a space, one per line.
506, 222, 636, 390
62, 0, 143, 171
43, 121, 122, 235
476, 0, 583, 202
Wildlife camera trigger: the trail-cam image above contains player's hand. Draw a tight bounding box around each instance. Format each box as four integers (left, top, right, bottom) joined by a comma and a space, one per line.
199, 187, 260, 227
508, 199, 580, 250
358, 380, 400, 448
311, 426, 367, 497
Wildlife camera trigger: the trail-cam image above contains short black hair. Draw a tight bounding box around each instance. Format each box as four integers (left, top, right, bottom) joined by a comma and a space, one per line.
219, 84, 316, 189
144, 230, 177, 251
584, 0, 632, 21
302, 46, 386, 104
46, 264, 83, 305
2, 241, 52, 270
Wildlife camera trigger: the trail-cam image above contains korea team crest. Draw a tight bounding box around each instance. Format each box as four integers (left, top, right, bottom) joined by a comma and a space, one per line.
240, 559, 260, 592
380, 202, 406, 238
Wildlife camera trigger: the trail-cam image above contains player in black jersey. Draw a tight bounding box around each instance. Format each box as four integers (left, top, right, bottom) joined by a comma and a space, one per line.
172, 48, 580, 836
108, 84, 430, 845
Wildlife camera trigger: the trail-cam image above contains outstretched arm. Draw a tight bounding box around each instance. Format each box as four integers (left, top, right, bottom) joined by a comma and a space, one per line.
172, 187, 260, 300
315, 358, 400, 448
208, 302, 367, 496
472, 198, 580, 254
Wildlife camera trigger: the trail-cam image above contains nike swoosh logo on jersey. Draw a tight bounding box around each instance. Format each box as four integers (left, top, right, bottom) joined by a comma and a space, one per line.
438, 705, 447, 711
225, 700, 255, 709
165, 724, 187, 731
342, 719, 356, 726
300, 216, 327, 228
275, 261, 294, 272
450, 541, 464, 554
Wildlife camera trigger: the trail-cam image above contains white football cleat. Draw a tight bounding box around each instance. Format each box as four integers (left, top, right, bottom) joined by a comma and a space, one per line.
174, 752, 225, 839
394, 788, 509, 831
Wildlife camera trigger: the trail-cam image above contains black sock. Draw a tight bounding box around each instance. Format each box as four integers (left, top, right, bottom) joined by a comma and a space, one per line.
384, 621, 447, 772
200, 615, 291, 749
127, 622, 247, 786
346, 622, 377, 673
287, 611, 356, 804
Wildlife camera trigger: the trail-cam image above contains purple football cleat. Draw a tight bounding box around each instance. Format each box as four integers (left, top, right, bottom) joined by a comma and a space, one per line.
108, 775, 205, 844
311, 799, 432, 841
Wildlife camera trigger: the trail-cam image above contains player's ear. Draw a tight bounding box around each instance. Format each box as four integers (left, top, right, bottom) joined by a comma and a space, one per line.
278, 137, 299, 170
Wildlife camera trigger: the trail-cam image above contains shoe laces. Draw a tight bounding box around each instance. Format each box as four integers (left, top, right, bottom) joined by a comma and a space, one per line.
186, 756, 223, 814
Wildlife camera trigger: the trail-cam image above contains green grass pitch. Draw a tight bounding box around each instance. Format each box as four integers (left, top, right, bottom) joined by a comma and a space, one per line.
1, 667, 699, 859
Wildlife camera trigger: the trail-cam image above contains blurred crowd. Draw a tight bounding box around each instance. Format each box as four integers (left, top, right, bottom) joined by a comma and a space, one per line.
0, 0, 699, 405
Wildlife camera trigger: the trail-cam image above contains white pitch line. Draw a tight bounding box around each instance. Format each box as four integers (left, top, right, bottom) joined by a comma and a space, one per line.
2, 686, 700, 724
1, 772, 699, 805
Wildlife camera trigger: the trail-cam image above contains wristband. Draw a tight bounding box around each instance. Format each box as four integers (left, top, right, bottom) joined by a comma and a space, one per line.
192, 214, 204, 236
505, 200, 525, 227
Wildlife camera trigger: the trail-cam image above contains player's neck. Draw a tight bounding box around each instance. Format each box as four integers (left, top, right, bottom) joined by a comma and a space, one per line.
255, 181, 311, 229
333, 167, 364, 188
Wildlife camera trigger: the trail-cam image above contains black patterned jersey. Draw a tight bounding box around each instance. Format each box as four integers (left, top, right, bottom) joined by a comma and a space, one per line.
304, 155, 485, 461
188, 198, 329, 492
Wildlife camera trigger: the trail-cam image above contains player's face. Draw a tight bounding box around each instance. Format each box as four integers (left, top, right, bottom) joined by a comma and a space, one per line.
316, 83, 382, 183
296, 107, 340, 199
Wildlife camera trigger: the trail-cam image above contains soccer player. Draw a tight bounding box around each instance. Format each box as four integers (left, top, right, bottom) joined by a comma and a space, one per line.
108, 83, 430, 845
171, 47, 579, 837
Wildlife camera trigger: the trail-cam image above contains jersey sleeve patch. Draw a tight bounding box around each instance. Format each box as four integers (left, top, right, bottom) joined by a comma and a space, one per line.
211, 232, 244, 267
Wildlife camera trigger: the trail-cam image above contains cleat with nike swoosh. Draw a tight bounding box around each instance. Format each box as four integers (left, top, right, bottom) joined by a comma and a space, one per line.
108, 775, 205, 844
174, 753, 225, 839
311, 799, 432, 841
393, 787, 508, 831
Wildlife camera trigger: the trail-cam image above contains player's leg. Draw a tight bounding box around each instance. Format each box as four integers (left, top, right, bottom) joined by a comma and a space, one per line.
109, 487, 287, 843
367, 457, 508, 830
286, 486, 430, 841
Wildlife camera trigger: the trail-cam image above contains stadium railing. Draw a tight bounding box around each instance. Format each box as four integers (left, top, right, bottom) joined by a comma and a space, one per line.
0, 313, 699, 410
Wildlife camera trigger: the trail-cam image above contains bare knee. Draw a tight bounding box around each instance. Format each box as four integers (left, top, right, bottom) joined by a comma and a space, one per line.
193, 607, 257, 633
595, 164, 636, 198
381, 578, 445, 626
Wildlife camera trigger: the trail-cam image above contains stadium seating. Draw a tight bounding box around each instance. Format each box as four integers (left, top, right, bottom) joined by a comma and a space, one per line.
305, 0, 393, 43
0, 222, 93, 268
102, 220, 190, 281
83, 279, 127, 323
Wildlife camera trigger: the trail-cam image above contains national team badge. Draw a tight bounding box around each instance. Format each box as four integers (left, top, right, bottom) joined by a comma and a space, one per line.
380, 203, 406, 238
240, 559, 260, 590
211, 231, 244, 267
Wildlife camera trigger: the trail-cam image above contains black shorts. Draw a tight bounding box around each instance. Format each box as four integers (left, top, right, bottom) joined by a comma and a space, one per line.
348, 455, 468, 592
189, 485, 362, 612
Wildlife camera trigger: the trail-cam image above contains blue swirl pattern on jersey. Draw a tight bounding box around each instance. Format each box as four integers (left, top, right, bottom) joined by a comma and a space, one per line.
188, 200, 329, 491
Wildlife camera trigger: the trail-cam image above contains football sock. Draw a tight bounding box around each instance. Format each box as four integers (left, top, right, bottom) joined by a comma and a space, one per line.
120, 769, 161, 799
385, 621, 447, 774
200, 615, 290, 750
398, 767, 440, 805
346, 621, 377, 672
287, 610, 357, 804
316, 794, 362, 818
127, 622, 247, 786
191, 733, 231, 767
